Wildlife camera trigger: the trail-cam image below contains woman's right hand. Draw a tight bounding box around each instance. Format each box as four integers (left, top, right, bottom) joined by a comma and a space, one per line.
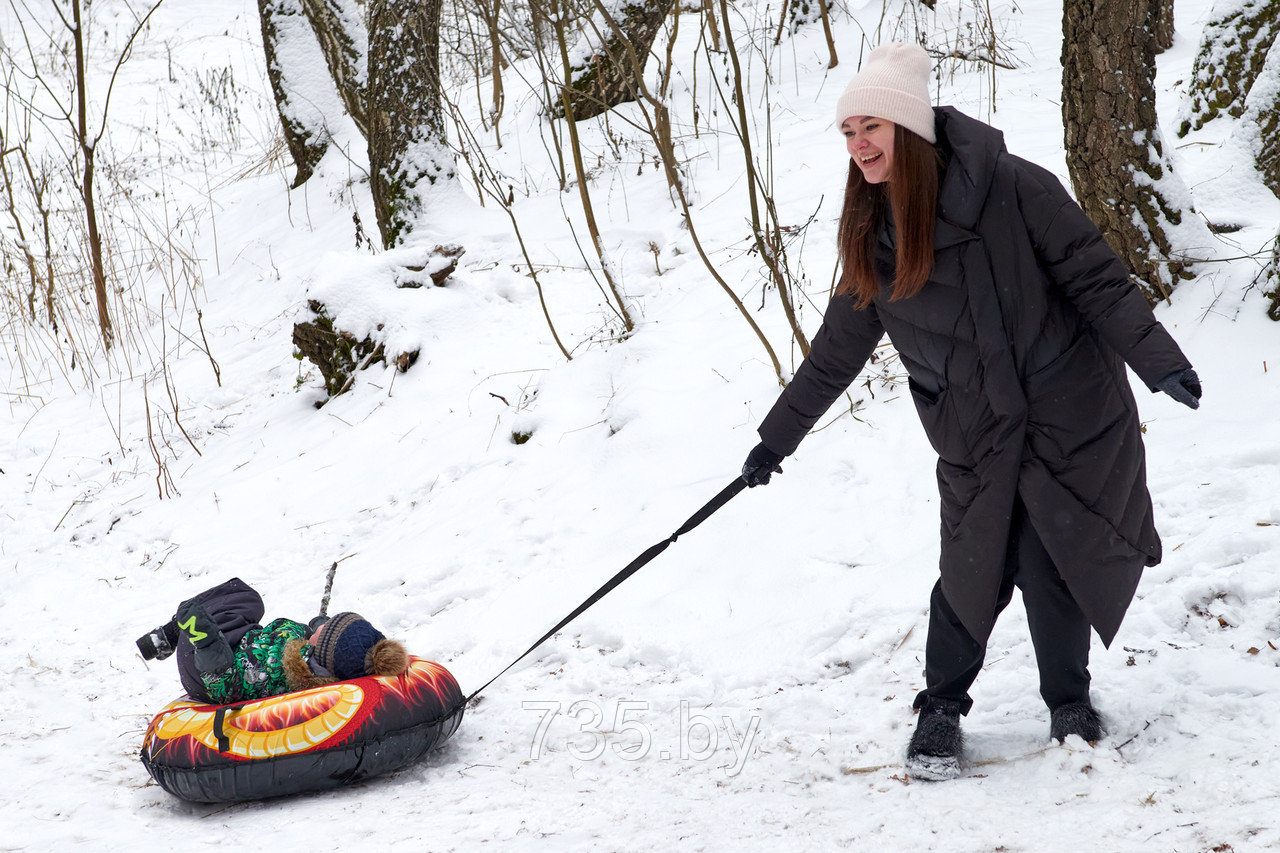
741, 442, 785, 487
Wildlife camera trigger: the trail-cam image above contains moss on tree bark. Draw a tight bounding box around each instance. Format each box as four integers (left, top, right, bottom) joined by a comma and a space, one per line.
1179, 0, 1280, 136
367, 0, 454, 247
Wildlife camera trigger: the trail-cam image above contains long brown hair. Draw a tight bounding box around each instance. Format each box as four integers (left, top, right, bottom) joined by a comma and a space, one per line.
836, 124, 941, 308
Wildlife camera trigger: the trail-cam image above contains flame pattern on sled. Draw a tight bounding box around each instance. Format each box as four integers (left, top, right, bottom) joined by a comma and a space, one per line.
141, 657, 465, 803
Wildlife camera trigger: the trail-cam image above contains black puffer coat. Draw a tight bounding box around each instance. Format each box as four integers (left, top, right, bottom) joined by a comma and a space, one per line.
759, 107, 1192, 647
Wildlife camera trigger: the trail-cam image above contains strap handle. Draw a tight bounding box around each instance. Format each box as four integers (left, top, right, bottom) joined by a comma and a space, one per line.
466, 477, 747, 702
212, 706, 231, 753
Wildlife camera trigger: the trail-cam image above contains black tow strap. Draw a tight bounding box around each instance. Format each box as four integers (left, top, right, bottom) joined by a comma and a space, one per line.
212, 706, 231, 753
466, 477, 748, 702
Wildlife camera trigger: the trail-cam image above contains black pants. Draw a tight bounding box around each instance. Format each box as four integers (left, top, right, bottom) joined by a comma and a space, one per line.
169, 577, 265, 701
913, 499, 1092, 715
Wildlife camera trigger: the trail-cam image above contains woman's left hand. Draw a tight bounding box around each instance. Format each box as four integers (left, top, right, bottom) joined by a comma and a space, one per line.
1156, 368, 1201, 410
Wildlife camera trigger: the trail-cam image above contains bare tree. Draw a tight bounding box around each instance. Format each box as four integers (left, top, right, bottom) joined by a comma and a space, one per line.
547, 0, 635, 333
299, 0, 370, 137
0, 115, 56, 329
70, 0, 112, 347
476, 0, 506, 129
717, 0, 810, 354
258, 0, 330, 187
774, 0, 838, 67
366, 0, 455, 247
17, 0, 166, 349
554, 0, 675, 121
582, 0, 785, 379
1061, 0, 1195, 302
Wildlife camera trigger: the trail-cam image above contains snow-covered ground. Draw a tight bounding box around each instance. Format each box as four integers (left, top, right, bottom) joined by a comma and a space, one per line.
2, 0, 1279, 849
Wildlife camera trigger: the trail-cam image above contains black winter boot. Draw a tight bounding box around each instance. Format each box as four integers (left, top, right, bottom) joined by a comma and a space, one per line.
1050, 701, 1104, 744
136, 622, 179, 661
905, 699, 965, 781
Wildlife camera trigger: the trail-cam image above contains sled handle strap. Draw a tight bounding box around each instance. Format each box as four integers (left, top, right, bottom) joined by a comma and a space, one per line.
212, 706, 231, 753
466, 477, 748, 702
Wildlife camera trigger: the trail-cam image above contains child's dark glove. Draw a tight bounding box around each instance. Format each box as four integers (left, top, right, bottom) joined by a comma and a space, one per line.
1156, 368, 1201, 410
741, 442, 785, 487
176, 602, 234, 674
307, 614, 330, 634
176, 602, 220, 647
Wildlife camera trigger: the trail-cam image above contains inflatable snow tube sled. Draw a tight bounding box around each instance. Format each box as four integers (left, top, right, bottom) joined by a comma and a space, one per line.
140, 657, 465, 803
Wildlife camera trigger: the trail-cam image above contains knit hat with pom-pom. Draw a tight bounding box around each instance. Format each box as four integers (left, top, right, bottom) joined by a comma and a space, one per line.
313, 612, 409, 680
834, 42, 936, 143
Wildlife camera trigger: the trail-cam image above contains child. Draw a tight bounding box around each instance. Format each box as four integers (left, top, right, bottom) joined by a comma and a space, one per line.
136, 577, 409, 705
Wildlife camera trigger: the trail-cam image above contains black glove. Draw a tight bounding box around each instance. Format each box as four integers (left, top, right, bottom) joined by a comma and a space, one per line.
176, 602, 234, 674
307, 614, 331, 634
1156, 368, 1201, 410
741, 442, 785, 487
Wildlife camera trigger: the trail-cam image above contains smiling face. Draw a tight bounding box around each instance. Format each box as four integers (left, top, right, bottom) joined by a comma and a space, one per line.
843, 116, 896, 184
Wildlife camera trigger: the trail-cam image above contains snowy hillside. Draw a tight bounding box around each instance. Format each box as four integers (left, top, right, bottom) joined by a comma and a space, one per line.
2, 0, 1279, 849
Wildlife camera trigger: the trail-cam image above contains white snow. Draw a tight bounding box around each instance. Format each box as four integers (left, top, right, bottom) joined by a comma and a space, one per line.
2, 0, 1279, 850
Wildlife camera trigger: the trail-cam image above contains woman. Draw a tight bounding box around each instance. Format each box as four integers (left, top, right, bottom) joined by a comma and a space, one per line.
740, 43, 1201, 781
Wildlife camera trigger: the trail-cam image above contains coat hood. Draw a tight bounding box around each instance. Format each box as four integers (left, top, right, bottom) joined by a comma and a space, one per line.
283, 639, 337, 692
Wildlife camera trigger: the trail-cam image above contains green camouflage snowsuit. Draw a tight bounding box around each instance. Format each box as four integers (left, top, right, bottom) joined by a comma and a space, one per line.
174, 578, 335, 705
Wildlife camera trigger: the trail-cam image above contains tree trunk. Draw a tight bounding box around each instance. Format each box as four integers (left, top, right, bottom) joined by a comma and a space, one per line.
480, 0, 504, 124
718, 0, 809, 355
701, 0, 720, 51
1243, 41, 1280, 197
292, 301, 387, 400
1266, 234, 1280, 321
554, 0, 675, 121
1224, 37, 1280, 201
258, 0, 330, 187
366, 0, 455, 247
779, 0, 831, 40
72, 0, 112, 349
1178, 0, 1280, 136
550, 0, 635, 332
0, 130, 45, 324
817, 0, 838, 68
299, 0, 370, 138
1155, 0, 1175, 52
1062, 0, 1193, 303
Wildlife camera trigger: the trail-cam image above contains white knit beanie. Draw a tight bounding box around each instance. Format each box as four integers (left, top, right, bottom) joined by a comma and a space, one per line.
834, 43, 936, 143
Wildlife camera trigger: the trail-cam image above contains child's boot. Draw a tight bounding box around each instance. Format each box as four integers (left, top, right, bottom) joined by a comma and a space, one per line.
135, 622, 179, 661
